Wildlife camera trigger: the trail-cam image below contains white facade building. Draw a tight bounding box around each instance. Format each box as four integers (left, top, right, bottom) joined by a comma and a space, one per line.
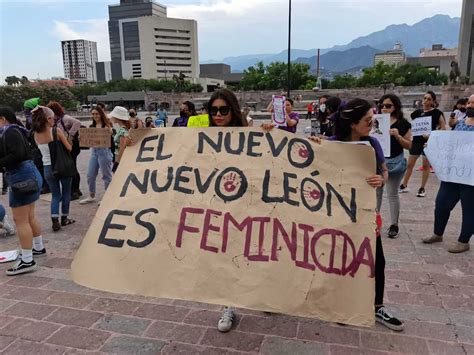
61, 40, 98, 85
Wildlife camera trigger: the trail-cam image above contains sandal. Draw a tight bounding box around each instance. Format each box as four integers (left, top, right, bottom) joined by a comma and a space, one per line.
61, 217, 76, 226
52, 218, 61, 232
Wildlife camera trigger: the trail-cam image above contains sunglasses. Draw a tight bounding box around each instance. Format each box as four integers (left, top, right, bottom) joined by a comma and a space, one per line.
379, 103, 393, 109
210, 106, 230, 116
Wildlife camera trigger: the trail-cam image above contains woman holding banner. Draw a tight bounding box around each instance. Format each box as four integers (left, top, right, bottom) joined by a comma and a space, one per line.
309, 98, 404, 331
378, 94, 412, 238
264, 98, 299, 133
80, 106, 114, 205
427, 95, 474, 253
400, 91, 446, 198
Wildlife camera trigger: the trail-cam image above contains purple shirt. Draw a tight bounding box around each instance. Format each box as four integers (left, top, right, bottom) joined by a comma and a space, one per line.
278, 112, 299, 134
328, 135, 385, 174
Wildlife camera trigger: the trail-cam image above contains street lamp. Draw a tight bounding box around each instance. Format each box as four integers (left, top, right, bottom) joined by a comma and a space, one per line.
286, 0, 292, 98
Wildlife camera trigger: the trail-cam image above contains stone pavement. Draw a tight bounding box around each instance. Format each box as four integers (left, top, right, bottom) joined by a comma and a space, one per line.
0, 132, 473, 354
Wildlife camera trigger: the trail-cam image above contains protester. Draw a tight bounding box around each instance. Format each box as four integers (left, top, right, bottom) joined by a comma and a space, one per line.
80, 107, 114, 205
309, 98, 403, 331
47, 101, 83, 200
306, 102, 314, 120
145, 116, 155, 128
263, 98, 299, 133
449, 98, 468, 129
110, 106, 131, 171
379, 94, 412, 238
172, 101, 197, 127
323, 96, 342, 137
0, 107, 44, 275
130, 109, 144, 129
400, 91, 446, 197
423, 94, 474, 253
155, 105, 168, 127
317, 95, 331, 136
0, 202, 16, 237
32, 106, 75, 232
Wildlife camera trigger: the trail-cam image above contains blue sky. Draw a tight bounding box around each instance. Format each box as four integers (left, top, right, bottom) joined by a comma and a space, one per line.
0, 0, 463, 80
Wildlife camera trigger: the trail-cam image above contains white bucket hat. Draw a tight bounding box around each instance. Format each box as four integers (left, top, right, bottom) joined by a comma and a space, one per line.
108, 106, 130, 121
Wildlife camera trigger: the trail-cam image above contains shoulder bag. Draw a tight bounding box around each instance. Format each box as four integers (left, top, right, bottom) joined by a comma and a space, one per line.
386, 153, 407, 175
49, 127, 76, 179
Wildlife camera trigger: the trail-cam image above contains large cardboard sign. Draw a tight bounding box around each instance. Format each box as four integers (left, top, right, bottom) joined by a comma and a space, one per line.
71, 128, 377, 326
370, 114, 391, 157
425, 131, 474, 186
79, 128, 111, 148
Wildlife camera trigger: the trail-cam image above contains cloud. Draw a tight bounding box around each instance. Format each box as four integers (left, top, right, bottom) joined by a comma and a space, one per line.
51, 19, 111, 62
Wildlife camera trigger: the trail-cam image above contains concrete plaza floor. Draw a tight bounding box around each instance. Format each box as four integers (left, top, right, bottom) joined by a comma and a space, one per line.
0, 126, 472, 354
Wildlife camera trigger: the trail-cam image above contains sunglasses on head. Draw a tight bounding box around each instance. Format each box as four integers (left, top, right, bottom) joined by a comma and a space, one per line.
379, 103, 393, 109
210, 106, 230, 116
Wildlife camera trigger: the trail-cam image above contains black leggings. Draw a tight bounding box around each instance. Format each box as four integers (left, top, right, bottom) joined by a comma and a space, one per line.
375, 236, 385, 306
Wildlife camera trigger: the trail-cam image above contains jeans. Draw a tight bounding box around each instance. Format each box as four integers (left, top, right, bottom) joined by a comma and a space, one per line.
386, 172, 404, 225
87, 148, 113, 194
0, 203, 5, 221
44, 165, 72, 217
376, 186, 383, 212
434, 181, 474, 243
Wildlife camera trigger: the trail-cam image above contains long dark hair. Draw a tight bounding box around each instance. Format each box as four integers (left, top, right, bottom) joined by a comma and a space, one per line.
183, 101, 197, 117
334, 98, 372, 141
47, 101, 65, 118
378, 94, 406, 122
208, 89, 248, 127
0, 107, 22, 125
91, 106, 111, 128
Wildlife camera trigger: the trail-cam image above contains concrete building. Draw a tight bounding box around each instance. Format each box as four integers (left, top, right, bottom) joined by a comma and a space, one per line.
407, 45, 457, 76
200, 64, 244, 85
61, 40, 98, 85
458, 0, 474, 81
96, 0, 199, 82
374, 42, 406, 66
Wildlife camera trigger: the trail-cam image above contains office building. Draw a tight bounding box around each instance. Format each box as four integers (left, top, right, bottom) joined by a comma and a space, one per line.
374, 42, 406, 66
61, 40, 98, 85
458, 0, 474, 81
96, 0, 199, 82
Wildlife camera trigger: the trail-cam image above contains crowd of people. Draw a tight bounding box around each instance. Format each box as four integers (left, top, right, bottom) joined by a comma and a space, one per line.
0, 87, 472, 335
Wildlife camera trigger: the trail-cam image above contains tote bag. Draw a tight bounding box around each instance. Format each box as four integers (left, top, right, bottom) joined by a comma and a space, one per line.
49, 127, 76, 179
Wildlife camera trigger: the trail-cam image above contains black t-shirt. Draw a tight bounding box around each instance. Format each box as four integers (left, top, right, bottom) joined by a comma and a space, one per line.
389, 119, 411, 158
0, 127, 32, 171
410, 108, 444, 145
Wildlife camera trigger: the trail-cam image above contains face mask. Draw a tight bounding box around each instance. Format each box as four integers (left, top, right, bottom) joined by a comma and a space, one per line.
319, 104, 326, 113
466, 108, 474, 117
460, 107, 467, 113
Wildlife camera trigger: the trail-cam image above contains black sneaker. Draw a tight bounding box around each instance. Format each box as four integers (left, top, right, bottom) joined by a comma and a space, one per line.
375, 306, 404, 331
387, 225, 399, 239
6, 259, 37, 276
32, 248, 47, 257
416, 187, 426, 197
70, 192, 80, 201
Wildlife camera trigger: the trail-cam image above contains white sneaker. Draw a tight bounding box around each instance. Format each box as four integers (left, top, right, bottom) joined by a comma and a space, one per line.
79, 196, 97, 204
2, 215, 16, 236
217, 306, 235, 332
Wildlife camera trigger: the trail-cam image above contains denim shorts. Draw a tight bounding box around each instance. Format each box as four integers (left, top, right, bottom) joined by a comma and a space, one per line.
5, 160, 43, 208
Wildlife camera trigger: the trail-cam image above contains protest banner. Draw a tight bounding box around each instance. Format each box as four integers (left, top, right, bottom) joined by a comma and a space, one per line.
272, 95, 286, 126
425, 131, 474, 186
411, 116, 432, 137
187, 114, 210, 128
71, 128, 377, 326
0, 250, 19, 263
79, 128, 111, 148
370, 114, 391, 157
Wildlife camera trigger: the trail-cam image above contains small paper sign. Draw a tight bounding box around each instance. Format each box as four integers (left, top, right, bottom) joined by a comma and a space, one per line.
0, 250, 19, 263
370, 114, 391, 157
272, 95, 286, 127
412, 116, 432, 137
79, 128, 112, 148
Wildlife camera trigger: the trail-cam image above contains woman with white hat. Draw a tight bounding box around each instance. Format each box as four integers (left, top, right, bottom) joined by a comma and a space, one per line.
109, 106, 131, 172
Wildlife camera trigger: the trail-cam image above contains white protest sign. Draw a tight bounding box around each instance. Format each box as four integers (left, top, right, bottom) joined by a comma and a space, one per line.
272, 95, 286, 127
370, 114, 391, 157
424, 131, 474, 186
0, 250, 19, 263
412, 116, 432, 137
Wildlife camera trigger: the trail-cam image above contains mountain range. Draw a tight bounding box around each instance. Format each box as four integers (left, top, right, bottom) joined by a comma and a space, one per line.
202, 15, 460, 75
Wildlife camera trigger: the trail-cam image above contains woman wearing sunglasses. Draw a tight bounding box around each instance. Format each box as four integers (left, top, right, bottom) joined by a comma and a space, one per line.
378, 94, 412, 238
309, 98, 404, 331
